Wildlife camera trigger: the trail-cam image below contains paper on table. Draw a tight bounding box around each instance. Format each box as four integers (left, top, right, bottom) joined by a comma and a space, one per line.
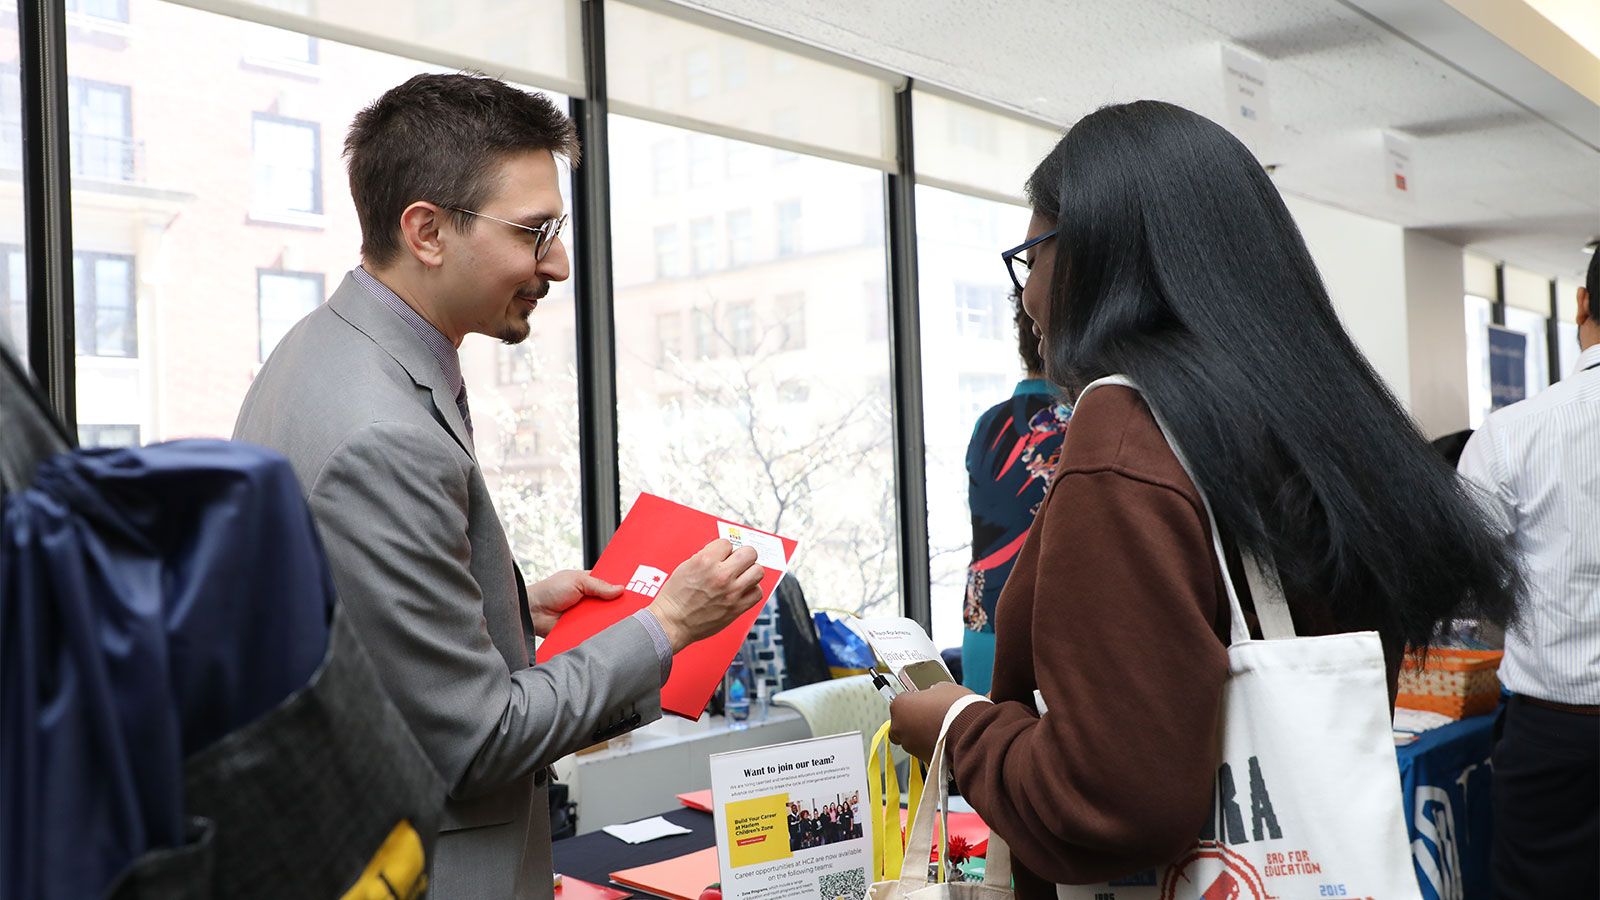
602, 815, 694, 845
1393, 707, 1454, 735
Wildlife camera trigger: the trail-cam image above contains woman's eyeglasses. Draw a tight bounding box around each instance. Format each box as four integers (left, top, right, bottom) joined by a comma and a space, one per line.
449, 207, 568, 261
1000, 229, 1057, 294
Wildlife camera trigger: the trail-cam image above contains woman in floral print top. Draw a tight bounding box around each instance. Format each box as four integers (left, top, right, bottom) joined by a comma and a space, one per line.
959, 292, 1070, 694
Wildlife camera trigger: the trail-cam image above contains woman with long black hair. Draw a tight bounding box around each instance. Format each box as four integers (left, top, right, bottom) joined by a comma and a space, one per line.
888, 100, 1519, 891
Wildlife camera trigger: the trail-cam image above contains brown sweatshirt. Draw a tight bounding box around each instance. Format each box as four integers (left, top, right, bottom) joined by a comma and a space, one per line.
944, 384, 1401, 892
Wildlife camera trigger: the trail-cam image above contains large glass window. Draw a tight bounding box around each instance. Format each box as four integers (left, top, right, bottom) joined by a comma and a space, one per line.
257, 268, 323, 360
67, 0, 130, 23
1464, 294, 1493, 428
612, 114, 900, 618
916, 186, 1034, 650
66, 0, 584, 578
0, 244, 24, 361
0, 7, 20, 365
1557, 320, 1581, 378
1503, 305, 1550, 397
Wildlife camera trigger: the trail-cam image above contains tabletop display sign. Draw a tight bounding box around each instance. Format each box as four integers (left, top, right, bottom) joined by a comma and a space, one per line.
709, 733, 873, 900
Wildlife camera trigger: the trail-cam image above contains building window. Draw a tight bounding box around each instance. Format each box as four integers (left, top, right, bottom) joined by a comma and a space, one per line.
865, 280, 888, 341
257, 269, 323, 361
251, 27, 318, 65
958, 374, 1009, 422
775, 293, 805, 350
69, 78, 134, 183
245, 0, 318, 64
728, 301, 756, 356
79, 424, 141, 448
497, 344, 536, 385
252, 113, 322, 215
657, 312, 683, 363
776, 200, 802, 257
651, 140, 680, 196
0, 246, 24, 357
689, 217, 717, 274
726, 210, 753, 268
954, 283, 1008, 340
686, 49, 713, 100
1, 75, 22, 171
688, 135, 719, 187
654, 225, 683, 279
66, 0, 129, 23
74, 251, 136, 358
722, 47, 748, 90
692, 307, 716, 359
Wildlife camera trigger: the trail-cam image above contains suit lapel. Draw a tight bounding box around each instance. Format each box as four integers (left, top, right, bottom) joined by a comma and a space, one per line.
327, 273, 476, 460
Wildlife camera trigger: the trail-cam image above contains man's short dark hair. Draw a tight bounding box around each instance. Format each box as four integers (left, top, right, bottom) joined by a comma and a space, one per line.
1013, 288, 1044, 375
1587, 242, 1599, 322
344, 72, 579, 266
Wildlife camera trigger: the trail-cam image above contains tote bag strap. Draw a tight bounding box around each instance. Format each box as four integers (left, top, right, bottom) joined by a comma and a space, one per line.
869, 721, 926, 882
1074, 375, 1296, 643
896, 696, 1013, 891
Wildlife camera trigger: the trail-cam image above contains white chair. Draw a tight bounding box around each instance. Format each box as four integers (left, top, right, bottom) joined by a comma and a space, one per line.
773, 675, 900, 767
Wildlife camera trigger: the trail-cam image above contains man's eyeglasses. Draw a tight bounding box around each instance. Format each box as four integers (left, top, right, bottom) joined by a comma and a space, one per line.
1000, 229, 1057, 294
450, 207, 568, 261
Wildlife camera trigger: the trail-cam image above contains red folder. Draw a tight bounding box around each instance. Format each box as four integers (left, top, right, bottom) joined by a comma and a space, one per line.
609, 847, 720, 900
675, 790, 713, 813
537, 493, 798, 719
555, 876, 632, 900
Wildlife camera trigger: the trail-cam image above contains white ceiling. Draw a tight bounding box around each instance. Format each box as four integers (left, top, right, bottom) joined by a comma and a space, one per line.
679, 0, 1600, 280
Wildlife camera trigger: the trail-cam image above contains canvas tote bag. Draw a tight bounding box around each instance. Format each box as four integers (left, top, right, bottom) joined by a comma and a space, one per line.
1051, 376, 1420, 900
869, 697, 1014, 900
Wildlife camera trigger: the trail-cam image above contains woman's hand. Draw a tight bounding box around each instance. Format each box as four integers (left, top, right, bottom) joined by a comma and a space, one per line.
888, 682, 976, 762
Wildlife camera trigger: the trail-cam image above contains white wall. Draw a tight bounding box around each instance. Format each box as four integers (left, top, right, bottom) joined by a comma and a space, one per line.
1283, 195, 1476, 437
1404, 231, 1471, 437
1283, 194, 1412, 405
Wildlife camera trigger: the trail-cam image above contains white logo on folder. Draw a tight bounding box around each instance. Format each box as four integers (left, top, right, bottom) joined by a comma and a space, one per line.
627, 565, 668, 598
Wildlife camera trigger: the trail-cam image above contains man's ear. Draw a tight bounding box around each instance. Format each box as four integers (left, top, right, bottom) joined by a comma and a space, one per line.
398, 202, 447, 269
1579, 288, 1591, 330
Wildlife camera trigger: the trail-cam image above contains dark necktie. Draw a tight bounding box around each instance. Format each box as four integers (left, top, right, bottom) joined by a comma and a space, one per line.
455, 384, 474, 442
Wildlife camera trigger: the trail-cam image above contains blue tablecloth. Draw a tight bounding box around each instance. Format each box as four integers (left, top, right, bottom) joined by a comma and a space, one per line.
1397, 709, 1497, 900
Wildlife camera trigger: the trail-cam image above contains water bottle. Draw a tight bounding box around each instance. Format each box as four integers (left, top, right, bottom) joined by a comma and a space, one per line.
726, 655, 752, 729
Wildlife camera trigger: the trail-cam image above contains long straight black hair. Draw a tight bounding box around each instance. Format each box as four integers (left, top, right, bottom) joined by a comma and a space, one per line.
1029, 101, 1518, 647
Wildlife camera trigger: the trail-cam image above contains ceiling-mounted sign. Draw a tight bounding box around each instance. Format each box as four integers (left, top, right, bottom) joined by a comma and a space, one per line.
1220, 45, 1272, 155
1384, 131, 1416, 199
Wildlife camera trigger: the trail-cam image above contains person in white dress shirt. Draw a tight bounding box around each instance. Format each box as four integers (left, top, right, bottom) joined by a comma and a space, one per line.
1457, 247, 1600, 899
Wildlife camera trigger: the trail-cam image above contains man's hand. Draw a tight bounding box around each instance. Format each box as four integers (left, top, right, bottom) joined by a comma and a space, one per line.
646, 539, 765, 652
889, 682, 976, 762
525, 569, 624, 637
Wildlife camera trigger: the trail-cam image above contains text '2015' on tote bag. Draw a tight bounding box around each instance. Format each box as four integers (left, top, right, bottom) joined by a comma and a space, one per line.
1047, 376, 1421, 900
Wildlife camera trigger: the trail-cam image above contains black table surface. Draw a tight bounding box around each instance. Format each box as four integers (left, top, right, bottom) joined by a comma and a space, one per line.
554, 807, 717, 895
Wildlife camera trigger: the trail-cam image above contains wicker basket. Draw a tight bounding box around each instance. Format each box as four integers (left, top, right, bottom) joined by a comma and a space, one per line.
1397, 648, 1504, 719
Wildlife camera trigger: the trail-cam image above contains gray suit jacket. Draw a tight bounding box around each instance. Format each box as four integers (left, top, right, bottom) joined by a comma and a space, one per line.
235, 273, 663, 899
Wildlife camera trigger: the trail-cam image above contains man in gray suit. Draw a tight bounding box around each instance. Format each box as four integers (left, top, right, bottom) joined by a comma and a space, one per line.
235, 73, 766, 899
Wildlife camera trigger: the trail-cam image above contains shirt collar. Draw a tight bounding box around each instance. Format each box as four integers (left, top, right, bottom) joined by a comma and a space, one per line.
1014, 378, 1055, 397
1576, 344, 1600, 374
351, 266, 464, 399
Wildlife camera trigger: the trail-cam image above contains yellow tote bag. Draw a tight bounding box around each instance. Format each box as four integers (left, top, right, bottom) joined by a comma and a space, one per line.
866, 721, 924, 883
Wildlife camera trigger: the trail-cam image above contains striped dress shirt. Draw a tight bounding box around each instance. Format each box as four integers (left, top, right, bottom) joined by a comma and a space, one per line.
351, 267, 675, 682
1458, 343, 1600, 704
